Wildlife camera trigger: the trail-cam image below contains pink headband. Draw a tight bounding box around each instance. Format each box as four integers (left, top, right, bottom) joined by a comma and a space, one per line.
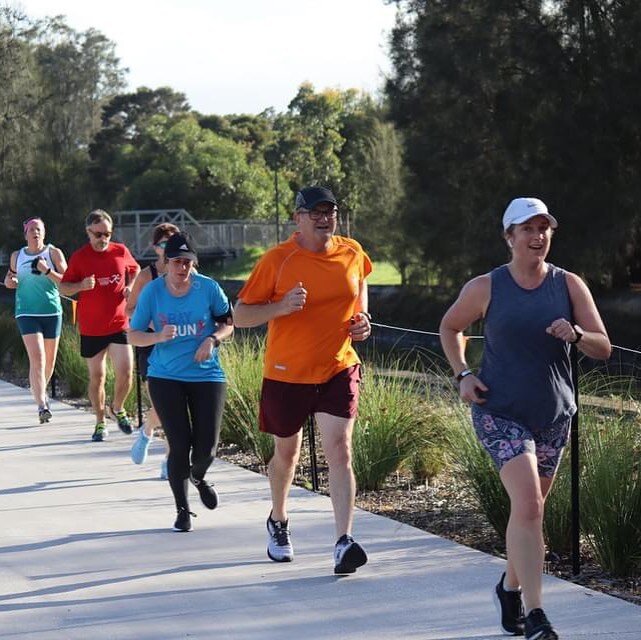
23, 217, 43, 232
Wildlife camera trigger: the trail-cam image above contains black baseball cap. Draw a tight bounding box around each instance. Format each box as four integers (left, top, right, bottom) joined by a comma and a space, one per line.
294, 186, 338, 211
164, 232, 198, 261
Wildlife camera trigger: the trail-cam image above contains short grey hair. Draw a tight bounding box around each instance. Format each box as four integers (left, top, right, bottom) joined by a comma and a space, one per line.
85, 209, 113, 227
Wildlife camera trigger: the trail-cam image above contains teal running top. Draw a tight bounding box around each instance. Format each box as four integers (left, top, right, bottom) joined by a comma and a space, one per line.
14, 245, 62, 317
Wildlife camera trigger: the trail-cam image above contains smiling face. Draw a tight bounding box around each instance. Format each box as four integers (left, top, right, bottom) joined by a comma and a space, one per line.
294, 201, 338, 251
505, 215, 553, 261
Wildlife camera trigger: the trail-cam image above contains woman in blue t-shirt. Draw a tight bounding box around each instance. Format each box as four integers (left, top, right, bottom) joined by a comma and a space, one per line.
129, 232, 233, 532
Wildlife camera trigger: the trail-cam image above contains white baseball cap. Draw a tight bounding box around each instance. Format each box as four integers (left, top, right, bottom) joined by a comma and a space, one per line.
502, 197, 558, 231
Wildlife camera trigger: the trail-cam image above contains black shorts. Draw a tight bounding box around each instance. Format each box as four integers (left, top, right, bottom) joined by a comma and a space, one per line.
80, 331, 129, 358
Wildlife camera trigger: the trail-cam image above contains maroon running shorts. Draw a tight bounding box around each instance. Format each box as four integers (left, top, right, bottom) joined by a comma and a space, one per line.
259, 365, 362, 438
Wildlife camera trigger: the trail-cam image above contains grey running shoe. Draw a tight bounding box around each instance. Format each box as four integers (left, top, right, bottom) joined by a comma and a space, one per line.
334, 534, 367, 574
38, 407, 52, 424
266, 514, 294, 562
494, 573, 525, 635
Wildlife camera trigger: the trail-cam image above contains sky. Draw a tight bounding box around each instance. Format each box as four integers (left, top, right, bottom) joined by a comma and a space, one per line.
16, 0, 399, 115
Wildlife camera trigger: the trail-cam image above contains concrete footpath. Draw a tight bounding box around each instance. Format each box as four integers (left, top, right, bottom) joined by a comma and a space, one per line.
1, 379, 640, 640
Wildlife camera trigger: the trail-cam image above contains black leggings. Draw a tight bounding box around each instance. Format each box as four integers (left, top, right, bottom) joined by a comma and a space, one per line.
148, 377, 227, 511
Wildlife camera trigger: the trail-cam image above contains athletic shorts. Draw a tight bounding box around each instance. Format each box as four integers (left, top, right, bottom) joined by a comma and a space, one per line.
471, 404, 571, 478
259, 365, 361, 438
80, 331, 129, 359
16, 314, 62, 339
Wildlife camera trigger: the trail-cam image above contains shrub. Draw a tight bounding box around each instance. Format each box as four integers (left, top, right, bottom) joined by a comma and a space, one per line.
580, 411, 641, 576
352, 364, 432, 491
55, 323, 88, 397
0, 308, 28, 375
220, 335, 274, 465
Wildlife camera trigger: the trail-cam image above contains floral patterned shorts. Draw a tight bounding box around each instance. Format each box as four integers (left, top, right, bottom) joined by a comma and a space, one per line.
470, 404, 571, 478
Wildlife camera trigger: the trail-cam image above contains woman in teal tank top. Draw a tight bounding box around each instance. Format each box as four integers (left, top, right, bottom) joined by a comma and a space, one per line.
3, 217, 68, 423
440, 198, 611, 640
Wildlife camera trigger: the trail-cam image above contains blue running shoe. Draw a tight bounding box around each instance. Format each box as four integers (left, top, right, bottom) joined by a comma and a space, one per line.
91, 422, 108, 442
131, 427, 152, 464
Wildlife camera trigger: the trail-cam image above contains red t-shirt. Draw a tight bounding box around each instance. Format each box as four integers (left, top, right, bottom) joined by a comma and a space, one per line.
62, 242, 140, 336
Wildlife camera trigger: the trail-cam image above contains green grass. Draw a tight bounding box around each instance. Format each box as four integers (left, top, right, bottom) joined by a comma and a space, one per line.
367, 261, 402, 285
204, 247, 402, 285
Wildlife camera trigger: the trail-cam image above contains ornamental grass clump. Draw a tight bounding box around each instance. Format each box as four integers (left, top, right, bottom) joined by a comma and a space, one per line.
220, 334, 274, 465
352, 363, 433, 491
580, 410, 641, 577
55, 323, 89, 397
0, 308, 28, 375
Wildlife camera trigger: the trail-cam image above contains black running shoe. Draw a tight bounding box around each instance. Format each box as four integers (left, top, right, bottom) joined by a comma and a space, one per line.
524, 608, 558, 640
190, 474, 218, 510
334, 534, 368, 575
494, 572, 525, 635
38, 407, 52, 424
173, 507, 196, 532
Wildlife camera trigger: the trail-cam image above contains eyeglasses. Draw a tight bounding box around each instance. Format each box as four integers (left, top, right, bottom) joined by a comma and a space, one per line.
301, 207, 338, 221
155, 240, 168, 249
88, 229, 112, 239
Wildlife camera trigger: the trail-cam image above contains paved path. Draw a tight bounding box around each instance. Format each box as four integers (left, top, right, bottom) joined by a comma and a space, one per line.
1, 379, 640, 640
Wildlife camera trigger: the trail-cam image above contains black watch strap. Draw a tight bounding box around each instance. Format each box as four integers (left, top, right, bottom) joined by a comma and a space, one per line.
455, 368, 473, 382
570, 325, 583, 344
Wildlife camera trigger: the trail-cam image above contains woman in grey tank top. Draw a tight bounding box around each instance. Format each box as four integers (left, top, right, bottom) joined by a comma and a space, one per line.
440, 198, 611, 640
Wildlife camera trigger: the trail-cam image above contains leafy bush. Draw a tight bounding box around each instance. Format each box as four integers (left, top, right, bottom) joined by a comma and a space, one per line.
220, 335, 274, 465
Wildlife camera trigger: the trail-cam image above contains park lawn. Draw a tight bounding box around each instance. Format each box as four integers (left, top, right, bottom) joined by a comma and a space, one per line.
206, 247, 401, 285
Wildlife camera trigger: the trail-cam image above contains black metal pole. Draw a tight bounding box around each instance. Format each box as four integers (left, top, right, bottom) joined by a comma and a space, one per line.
307, 415, 319, 492
570, 345, 581, 575
135, 347, 143, 429
274, 168, 280, 243
50, 370, 57, 399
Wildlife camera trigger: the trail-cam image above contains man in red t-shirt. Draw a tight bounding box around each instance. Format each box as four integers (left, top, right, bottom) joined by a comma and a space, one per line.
60, 210, 140, 442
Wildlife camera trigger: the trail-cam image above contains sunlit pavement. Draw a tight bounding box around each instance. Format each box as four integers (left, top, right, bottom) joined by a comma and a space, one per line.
1, 378, 640, 640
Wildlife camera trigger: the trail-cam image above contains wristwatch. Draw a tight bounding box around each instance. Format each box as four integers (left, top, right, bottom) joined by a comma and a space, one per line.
570, 325, 584, 344
455, 368, 474, 382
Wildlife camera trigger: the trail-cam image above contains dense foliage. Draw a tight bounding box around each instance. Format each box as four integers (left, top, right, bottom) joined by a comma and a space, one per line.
385, 0, 641, 288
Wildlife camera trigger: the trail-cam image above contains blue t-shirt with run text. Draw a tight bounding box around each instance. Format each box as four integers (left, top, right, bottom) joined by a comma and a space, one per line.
131, 274, 229, 382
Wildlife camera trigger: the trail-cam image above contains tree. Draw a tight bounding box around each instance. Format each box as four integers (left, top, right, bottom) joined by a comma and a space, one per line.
114, 114, 274, 219
385, 0, 641, 288
89, 86, 191, 204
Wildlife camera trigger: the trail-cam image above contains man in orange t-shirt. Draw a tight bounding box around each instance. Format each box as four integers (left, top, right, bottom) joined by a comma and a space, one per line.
235, 186, 372, 575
